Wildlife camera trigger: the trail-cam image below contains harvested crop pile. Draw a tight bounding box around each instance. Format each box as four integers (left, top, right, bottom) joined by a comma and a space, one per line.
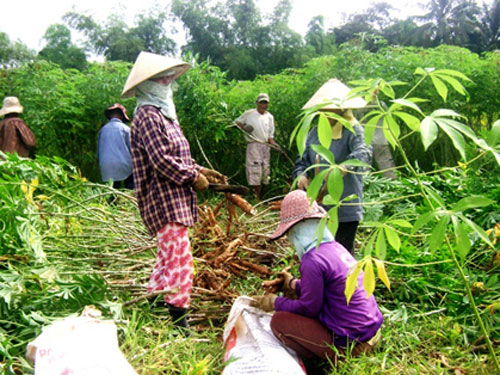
188, 197, 289, 326
90, 193, 289, 327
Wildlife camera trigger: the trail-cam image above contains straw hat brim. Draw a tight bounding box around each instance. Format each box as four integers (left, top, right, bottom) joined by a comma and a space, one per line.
302, 78, 366, 110
270, 211, 326, 240
0, 105, 23, 117
121, 52, 190, 98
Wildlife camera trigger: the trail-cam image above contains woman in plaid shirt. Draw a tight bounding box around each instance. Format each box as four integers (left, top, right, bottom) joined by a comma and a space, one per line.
122, 52, 224, 330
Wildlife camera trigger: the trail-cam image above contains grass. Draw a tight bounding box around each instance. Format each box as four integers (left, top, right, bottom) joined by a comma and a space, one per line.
112, 300, 498, 375
1, 155, 499, 374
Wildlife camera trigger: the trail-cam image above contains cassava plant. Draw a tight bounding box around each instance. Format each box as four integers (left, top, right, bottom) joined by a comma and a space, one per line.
290, 68, 500, 371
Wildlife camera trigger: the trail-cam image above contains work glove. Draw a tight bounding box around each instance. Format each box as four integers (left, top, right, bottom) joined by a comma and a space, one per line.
277, 271, 296, 294
297, 175, 310, 190
201, 168, 226, 184
249, 294, 277, 312
193, 173, 209, 191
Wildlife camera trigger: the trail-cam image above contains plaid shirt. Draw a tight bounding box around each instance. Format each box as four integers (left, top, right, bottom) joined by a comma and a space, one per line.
130, 105, 202, 235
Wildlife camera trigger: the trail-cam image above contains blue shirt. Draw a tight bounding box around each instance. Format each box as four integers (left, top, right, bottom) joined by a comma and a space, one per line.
292, 124, 372, 222
97, 118, 133, 182
275, 241, 383, 345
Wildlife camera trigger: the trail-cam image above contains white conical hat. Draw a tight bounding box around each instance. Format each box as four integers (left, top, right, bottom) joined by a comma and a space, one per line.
121, 52, 190, 98
302, 78, 366, 110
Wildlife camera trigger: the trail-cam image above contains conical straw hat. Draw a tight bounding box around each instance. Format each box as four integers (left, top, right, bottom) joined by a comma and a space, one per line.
121, 52, 190, 98
302, 78, 366, 110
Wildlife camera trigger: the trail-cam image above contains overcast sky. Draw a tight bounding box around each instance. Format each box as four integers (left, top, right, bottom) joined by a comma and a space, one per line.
3, 0, 423, 52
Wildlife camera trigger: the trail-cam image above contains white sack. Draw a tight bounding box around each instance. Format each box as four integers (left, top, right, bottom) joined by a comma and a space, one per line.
222, 296, 306, 375
27, 316, 137, 375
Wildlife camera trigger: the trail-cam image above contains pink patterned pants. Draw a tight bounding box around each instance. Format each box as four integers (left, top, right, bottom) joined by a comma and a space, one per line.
148, 223, 194, 308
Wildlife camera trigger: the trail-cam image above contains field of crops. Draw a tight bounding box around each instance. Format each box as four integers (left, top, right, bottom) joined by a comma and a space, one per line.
1, 147, 499, 374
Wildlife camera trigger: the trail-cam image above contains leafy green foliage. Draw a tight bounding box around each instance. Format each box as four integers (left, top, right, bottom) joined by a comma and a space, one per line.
0, 154, 120, 367
0, 59, 133, 181
0, 32, 35, 69
172, 0, 309, 80
63, 9, 176, 62
38, 24, 87, 71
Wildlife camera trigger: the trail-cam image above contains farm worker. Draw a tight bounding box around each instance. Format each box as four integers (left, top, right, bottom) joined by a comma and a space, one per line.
97, 103, 134, 189
0, 96, 36, 158
122, 51, 225, 330
292, 79, 372, 254
371, 125, 397, 179
251, 190, 383, 373
355, 100, 397, 179
235, 93, 277, 201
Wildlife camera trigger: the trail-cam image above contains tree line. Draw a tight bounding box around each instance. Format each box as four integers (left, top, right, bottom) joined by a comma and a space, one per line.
1, 0, 499, 79
1, 43, 499, 188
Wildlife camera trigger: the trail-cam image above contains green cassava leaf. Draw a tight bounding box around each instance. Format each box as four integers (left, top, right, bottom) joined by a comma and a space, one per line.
363, 114, 383, 146
412, 211, 436, 234
341, 159, 371, 168
452, 217, 471, 261
414, 67, 427, 76
327, 167, 343, 203
313, 217, 327, 250
429, 215, 449, 252
451, 196, 494, 213
392, 111, 421, 132
461, 216, 494, 248
311, 144, 336, 165
385, 115, 401, 142
384, 225, 401, 252
327, 207, 339, 236
307, 169, 329, 202
296, 120, 311, 156
433, 69, 471, 81
375, 228, 387, 259
364, 231, 376, 257
420, 116, 438, 150
390, 98, 424, 115
379, 83, 395, 99
435, 120, 466, 160
435, 74, 466, 96
295, 112, 316, 155
488, 120, 500, 146
423, 185, 447, 209
388, 219, 412, 228
317, 113, 332, 149
429, 75, 448, 102
431, 109, 465, 119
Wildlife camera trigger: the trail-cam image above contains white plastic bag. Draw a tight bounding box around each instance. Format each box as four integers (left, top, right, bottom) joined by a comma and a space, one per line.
27, 310, 137, 375
222, 296, 306, 375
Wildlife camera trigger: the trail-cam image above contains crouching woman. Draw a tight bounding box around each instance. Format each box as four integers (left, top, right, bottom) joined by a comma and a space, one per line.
252, 190, 383, 369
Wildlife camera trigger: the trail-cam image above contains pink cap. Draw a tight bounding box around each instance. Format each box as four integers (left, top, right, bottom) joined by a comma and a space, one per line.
270, 190, 326, 239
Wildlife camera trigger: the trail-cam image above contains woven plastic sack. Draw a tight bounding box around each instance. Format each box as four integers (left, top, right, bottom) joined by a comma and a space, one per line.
27, 308, 137, 375
222, 296, 306, 375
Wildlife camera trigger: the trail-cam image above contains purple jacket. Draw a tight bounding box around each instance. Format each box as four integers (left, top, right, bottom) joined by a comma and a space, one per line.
275, 241, 383, 345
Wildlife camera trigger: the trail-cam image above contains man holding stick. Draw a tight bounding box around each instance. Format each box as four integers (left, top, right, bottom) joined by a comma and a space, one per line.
235, 93, 278, 201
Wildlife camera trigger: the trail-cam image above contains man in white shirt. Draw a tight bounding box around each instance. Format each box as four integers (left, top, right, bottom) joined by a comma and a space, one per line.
235, 93, 277, 201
